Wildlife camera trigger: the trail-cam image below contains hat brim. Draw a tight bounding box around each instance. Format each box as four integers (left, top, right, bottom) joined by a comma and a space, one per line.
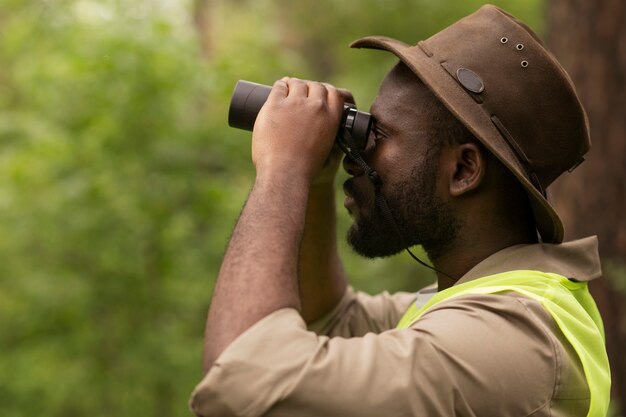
351, 36, 564, 243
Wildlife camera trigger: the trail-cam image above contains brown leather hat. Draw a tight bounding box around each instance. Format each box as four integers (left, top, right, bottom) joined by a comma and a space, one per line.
351, 4, 590, 243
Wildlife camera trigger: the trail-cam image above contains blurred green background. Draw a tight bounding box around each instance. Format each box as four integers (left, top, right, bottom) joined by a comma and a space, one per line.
0, 0, 571, 415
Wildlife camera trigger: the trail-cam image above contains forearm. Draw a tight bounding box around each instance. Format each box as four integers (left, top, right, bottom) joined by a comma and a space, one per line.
298, 182, 348, 323
203, 174, 308, 371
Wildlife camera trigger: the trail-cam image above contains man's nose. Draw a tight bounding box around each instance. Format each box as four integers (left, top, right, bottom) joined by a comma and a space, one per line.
342, 154, 364, 176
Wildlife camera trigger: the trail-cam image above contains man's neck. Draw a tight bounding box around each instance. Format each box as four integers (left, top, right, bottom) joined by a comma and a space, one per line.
431, 230, 537, 291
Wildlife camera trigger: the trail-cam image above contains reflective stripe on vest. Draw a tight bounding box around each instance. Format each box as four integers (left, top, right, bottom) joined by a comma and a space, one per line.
396, 270, 610, 417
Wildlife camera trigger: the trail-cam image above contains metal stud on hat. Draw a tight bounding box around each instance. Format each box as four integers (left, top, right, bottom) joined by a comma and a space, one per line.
456, 68, 484, 93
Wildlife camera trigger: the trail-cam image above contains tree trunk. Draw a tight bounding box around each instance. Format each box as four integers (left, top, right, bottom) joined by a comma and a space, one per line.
194, 0, 213, 59
547, 0, 626, 409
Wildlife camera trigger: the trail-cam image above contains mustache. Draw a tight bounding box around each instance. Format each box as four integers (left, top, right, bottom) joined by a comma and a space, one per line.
343, 178, 373, 206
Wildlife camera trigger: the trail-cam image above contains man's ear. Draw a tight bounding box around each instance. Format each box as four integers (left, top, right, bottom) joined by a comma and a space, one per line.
448, 143, 485, 197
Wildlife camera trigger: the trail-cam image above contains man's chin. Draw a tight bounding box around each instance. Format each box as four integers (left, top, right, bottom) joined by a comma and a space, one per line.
346, 223, 406, 259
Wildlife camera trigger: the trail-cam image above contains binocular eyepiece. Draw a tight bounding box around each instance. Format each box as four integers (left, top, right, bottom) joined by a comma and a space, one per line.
228, 80, 373, 150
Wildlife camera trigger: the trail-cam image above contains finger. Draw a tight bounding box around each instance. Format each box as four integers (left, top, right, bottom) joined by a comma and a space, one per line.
307, 81, 328, 101
324, 84, 355, 105
286, 77, 308, 97
337, 88, 356, 105
326, 86, 345, 115
322, 83, 356, 106
267, 78, 289, 103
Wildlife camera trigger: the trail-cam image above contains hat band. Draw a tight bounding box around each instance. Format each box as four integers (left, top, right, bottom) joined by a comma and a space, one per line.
490, 115, 546, 197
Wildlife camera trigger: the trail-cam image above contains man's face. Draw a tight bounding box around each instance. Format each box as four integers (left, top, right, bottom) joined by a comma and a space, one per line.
342, 63, 459, 259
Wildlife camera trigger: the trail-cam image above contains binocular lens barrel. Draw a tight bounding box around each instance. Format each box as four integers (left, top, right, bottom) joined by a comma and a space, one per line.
228, 80, 372, 150
228, 81, 272, 132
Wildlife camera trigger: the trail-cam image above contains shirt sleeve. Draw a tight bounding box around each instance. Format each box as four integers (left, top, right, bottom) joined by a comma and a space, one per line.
189, 293, 564, 417
306, 286, 418, 337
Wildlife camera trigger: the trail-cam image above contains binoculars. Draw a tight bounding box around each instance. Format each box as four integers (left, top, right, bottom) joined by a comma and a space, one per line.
228, 80, 373, 150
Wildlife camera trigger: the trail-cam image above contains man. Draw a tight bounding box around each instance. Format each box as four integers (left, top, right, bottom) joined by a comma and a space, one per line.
190, 5, 610, 417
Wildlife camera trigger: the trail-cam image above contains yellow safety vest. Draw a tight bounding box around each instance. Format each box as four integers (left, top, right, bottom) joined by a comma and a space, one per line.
396, 270, 610, 417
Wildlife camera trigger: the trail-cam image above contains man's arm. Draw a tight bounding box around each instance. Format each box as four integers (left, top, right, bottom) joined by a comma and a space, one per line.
298, 161, 348, 323
203, 78, 345, 371
298, 87, 356, 324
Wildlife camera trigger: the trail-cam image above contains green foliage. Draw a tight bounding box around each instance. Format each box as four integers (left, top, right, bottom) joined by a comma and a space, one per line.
0, 0, 545, 415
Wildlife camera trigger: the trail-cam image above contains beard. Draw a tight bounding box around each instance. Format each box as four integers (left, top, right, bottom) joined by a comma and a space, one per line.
345, 154, 459, 260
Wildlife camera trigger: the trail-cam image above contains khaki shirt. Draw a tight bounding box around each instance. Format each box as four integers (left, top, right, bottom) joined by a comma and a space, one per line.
190, 237, 602, 417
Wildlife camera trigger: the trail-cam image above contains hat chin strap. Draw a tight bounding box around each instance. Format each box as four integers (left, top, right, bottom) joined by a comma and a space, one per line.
337, 129, 455, 282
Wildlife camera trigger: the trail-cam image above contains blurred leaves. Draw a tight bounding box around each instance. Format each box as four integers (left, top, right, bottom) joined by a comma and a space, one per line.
0, 0, 543, 415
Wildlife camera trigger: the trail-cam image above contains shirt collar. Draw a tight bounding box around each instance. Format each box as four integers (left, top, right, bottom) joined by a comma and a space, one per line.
455, 236, 601, 286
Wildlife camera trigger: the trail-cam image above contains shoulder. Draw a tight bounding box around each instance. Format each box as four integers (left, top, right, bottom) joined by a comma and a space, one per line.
409, 292, 586, 416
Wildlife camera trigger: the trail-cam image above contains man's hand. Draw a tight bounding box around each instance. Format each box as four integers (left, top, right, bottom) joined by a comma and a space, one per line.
251, 78, 346, 184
